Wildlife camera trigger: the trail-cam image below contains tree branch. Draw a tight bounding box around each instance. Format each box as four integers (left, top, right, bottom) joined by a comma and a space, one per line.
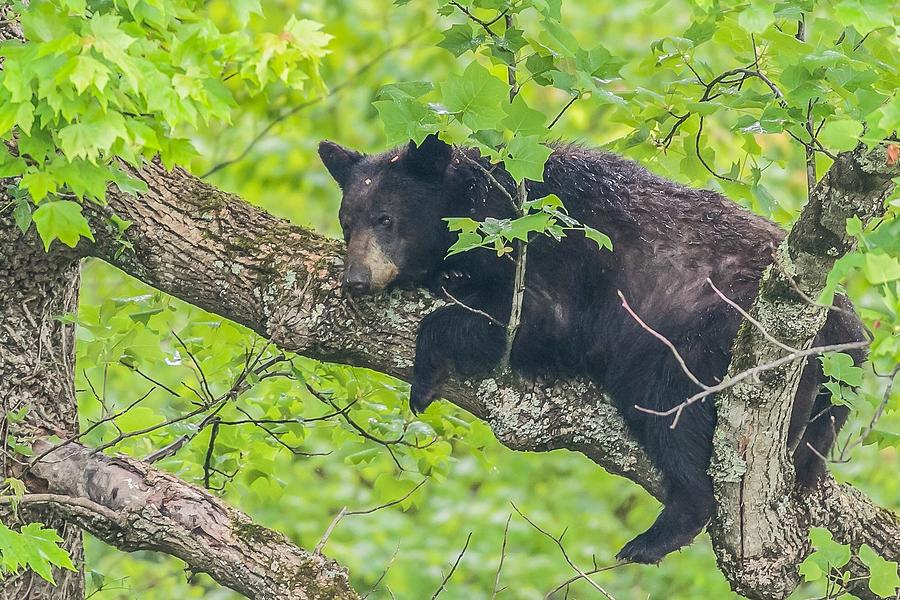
710, 142, 900, 599
27, 441, 360, 600
83, 158, 662, 499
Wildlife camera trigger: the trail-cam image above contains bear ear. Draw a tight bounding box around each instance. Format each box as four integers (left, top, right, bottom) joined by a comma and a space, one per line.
404, 134, 453, 177
318, 140, 364, 187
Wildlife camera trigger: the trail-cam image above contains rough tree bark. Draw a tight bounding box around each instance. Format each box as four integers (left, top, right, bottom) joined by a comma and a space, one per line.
1, 10, 85, 600
0, 217, 83, 600
710, 145, 900, 600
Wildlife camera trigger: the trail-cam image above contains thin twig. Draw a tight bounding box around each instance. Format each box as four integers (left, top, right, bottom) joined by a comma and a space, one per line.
706, 278, 798, 353
696, 116, 738, 182
502, 181, 528, 366
442, 285, 505, 327
315, 479, 427, 554
363, 543, 401, 599
491, 514, 512, 599
202, 419, 221, 489
459, 151, 520, 216
451, 1, 501, 37
836, 364, 899, 462
617, 290, 709, 390
544, 562, 627, 599
635, 340, 869, 428
511, 503, 617, 600
549, 95, 579, 129
431, 532, 473, 600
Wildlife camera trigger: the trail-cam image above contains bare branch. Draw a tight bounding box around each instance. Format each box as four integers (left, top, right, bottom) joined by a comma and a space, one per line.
511, 503, 617, 600
617, 290, 709, 390
636, 339, 867, 428
28, 442, 361, 600
706, 278, 797, 353
431, 532, 473, 600
491, 514, 512, 599
315, 479, 427, 554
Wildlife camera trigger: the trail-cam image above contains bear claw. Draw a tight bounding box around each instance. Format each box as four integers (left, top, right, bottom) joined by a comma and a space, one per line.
615, 534, 668, 565
409, 384, 438, 415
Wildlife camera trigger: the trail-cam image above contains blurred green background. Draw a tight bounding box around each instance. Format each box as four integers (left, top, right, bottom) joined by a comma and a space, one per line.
72, 0, 897, 598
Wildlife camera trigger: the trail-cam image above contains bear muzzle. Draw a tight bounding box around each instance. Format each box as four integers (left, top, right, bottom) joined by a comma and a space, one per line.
342, 234, 400, 295
342, 263, 373, 295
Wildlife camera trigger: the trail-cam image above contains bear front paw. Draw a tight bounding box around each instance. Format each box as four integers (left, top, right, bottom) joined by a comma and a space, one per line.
409, 382, 439, 415
438, 269, 470, 293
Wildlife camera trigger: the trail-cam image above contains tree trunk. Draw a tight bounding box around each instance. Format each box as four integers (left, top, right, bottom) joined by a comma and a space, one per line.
0, 215, 84, 599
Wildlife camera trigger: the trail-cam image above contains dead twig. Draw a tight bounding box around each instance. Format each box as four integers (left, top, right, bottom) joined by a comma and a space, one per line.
315, 479, 427, 554
431, 532, 473, 600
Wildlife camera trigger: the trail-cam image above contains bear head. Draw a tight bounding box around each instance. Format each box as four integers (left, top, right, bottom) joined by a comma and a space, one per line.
319, 134, 473, 295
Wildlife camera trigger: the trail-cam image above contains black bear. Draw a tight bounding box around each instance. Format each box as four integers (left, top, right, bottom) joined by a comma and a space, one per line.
318, 134, 866, 564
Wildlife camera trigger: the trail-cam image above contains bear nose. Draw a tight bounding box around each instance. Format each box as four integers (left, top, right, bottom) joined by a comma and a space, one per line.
342, 264, 372, 295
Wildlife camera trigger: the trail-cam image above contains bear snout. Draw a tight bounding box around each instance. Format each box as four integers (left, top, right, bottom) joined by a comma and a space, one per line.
342, 263, 373, 295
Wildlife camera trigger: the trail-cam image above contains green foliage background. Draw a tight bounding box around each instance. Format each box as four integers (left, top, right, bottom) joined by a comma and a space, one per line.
1, 0, 897, 598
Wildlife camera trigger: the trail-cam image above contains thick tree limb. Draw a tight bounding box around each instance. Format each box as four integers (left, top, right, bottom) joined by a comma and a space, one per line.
710, 143, 900, 600
84, 159, 662, 498
25, 441, 359, 600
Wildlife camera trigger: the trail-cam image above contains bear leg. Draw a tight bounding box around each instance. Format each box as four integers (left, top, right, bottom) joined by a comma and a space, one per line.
616, 386, 717, 563
410, 304, 505, 413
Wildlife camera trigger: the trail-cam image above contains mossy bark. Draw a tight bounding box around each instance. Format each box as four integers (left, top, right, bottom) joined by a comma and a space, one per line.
710, 143, 900, 600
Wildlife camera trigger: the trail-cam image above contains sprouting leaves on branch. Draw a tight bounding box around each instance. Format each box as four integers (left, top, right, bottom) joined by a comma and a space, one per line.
0, 0, 331, 249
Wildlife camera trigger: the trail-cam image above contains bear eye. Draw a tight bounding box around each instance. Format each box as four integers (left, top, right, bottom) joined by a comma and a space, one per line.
377, 215, 393, 227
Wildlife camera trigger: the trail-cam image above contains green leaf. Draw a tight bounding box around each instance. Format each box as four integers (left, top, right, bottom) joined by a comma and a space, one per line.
737, 0, 775, 34
863, 253, 900, 284
539, 18, 582, 58
438, 24, 484, 57
504, 136, 552, 182
0, 522, 75, 583
31, 200, 94, 250
440, 61, 509, 132
0, 101, 33, 137
20, 171, 57, 202
799, 556, 824, 582
373, 98, 438, 146
818, 119, 863, 152
834, 0, 896, 33
13, 198, 32, 233
69, 55, 110, 95
376, 81, 433, 102
57, 110, 128, 162
808, 527, 852, 569
820, 353, 863, 387
505, 212, 553, 242
232, 0, 264, 25
115, 406, 164, 433
501, 95, 547, 136
447, 231, 486, 256
445, 217, 480, 233
52, 159, 112, 201
583, 225, 613, 251
858, 544, 900, 598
